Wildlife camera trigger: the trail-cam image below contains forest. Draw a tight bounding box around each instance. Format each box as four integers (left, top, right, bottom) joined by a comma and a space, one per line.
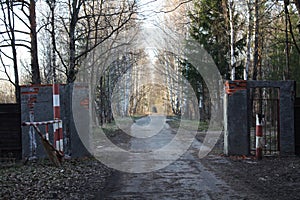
0, 0, 300, 123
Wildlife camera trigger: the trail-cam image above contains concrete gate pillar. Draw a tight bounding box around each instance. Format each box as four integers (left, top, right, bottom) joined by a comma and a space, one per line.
224, 80, 249, 156
224, 80, 295, 156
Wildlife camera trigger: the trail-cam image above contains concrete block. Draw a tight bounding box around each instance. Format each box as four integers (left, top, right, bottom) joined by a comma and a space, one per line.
224, 87, 249, 156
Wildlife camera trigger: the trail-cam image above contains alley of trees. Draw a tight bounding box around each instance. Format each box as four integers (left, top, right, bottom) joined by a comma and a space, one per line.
1, 0, 300, 123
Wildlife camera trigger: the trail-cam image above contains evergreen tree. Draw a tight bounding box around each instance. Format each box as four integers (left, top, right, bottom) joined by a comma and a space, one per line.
189, 0, 245, 79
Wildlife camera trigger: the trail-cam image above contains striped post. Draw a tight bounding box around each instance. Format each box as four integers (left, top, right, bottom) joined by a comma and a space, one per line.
256, 114, 263, 160
53, 84, 63, 152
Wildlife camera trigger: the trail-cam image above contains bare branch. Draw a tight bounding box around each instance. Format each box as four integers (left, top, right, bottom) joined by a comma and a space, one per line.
0, 30, 30, 35
154, 0, 192, 14
1, 38, 30, 44
14, 0, 30, 8
0, 43, 30, 50
0, 49, 14, 60
286, 3, 300, 54
75, 9, 135, 61
0, 53, 15, 86
11, 9, 31, 29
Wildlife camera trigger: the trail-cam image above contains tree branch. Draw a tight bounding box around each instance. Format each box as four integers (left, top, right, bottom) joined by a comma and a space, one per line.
0, 43, 30, 50
286, 3, 300, 54
75, 12, 135, 61
0, 53, 15, 86
154, 0, 192, 14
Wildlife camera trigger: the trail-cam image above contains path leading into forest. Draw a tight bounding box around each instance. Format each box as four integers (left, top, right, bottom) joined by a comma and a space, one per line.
98, 115, 254, 200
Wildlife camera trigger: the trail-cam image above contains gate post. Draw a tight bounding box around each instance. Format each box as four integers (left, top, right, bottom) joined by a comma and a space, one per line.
53, 84, 63, 153
224, 80, 250, 156
256, 114, 264, 160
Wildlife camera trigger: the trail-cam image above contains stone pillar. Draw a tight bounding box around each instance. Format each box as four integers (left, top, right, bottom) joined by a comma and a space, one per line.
224, 80, 250, 156
279, 81, 295, 155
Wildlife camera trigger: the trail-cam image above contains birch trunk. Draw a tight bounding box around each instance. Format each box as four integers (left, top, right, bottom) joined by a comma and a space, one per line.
228, 0, 235, 80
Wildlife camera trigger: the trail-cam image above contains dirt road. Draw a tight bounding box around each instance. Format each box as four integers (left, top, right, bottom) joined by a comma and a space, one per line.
2, 115, 299, 199
98, 116, 259, 199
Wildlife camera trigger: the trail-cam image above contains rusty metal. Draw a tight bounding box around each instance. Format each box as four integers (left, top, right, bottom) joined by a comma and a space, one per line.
225, 80, 247, 95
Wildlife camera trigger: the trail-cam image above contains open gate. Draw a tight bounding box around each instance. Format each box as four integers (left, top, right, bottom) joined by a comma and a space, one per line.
250, 87, 280, 156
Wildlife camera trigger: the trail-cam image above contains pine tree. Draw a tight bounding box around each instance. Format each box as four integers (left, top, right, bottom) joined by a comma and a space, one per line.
189, 0, 245, 79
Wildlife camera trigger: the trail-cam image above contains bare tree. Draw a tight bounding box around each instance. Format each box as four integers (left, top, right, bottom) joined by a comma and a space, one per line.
12, 0, 41, 84
28, 0, 40, 84
244, 0, 253, 80
52, 0, 137, 84
0, 0, 41, 84
229, 0, 236, 80
284, 0, 290, 79
252, 0, 260, 80
45, 0, 57, 83
0, 0, 20, 103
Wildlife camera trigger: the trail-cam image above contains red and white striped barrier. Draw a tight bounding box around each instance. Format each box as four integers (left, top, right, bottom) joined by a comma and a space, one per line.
53, 84, 63, 152
23, 119, 62, 126
256, 114, 264, 160
23, 120, 62, 145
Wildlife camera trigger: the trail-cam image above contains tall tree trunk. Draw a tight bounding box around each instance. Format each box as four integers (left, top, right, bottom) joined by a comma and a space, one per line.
99, 76, 105, 126
68, 0, 80, 84
5, 0, 20, 103
65, 1, 81, 155
68, 27, 76, 83
228, 0, 235, 80
50, 0, 57, 83
221, 0, 230, 79
29, 0, 41, 84
252, 0, 259, 80
245, 0, 253, 80
284, 0, 290, 80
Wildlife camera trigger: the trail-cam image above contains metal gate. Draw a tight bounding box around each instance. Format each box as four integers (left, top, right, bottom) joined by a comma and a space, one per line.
0, 104, 22, 161
250, 87, 280, 156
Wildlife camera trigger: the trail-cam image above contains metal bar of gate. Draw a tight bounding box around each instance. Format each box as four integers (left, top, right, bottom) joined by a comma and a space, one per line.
251, 97, 280, 156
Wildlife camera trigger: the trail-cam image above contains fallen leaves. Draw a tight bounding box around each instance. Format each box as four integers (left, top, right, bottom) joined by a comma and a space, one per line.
0, 158, 112, 199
